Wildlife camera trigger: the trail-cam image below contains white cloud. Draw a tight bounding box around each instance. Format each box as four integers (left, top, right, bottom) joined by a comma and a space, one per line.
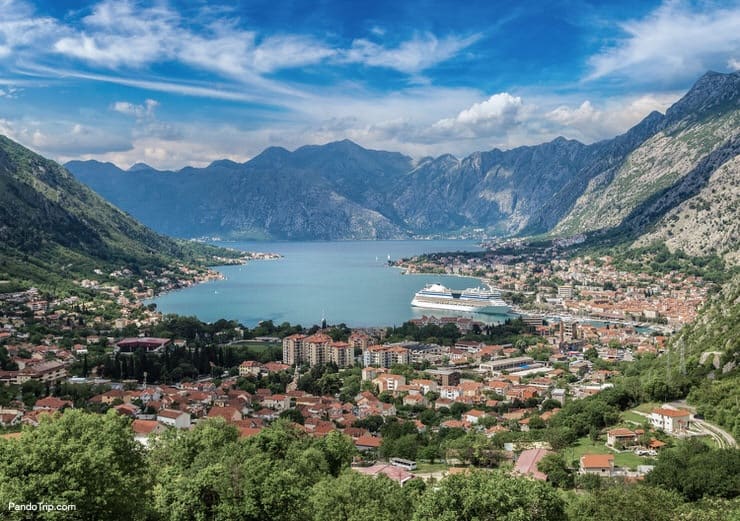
430, 93, 526, 139
0, 0, 62, 59
113, 99, 158, 118
342, 32, 481, 74
545, 92, 680, 142
728, 58, 740, 71
251, 35, 336, 73
587, 1, 740, 83
52, 0, 177, 68
0, 117, 132, 155
0, 86, 19, 98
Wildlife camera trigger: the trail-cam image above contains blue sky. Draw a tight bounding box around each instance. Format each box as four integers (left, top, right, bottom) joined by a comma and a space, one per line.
0, 0, 739, 168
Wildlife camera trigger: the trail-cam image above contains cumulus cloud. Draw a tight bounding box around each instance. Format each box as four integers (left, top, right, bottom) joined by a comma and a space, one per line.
545, 93, 680, 142
430, 93, 525, 139
728, 58, 740, 71
587, 0, 740, 84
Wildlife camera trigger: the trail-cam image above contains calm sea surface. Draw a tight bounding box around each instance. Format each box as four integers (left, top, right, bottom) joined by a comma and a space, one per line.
151, 240, 514, 328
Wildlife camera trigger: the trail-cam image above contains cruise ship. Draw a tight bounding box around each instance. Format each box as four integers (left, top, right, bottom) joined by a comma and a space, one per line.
411, 283, 511, 314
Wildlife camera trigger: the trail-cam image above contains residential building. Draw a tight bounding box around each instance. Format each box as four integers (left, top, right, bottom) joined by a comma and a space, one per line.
514, 448, 553, 480
650, 407, 691, 434
115, 337, 170, 354
157, 408, 191, 429
239, 360, 262, 377
479, 356, 534, 373
579, 454, 615, 476
607, 428, 637, 448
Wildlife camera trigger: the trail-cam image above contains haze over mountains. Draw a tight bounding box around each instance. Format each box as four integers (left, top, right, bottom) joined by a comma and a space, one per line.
62, 71, 738, 260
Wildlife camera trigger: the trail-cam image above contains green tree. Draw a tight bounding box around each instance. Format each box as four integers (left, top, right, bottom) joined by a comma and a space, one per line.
413, 470, 566, 521
646, 440, 740, 500
537, 453, 574, 489
311, 471, 416, 521
567, 484, 685, 521
0, 410, 150, 521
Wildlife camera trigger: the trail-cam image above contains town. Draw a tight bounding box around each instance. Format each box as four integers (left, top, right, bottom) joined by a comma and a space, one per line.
1, 250, 734, 491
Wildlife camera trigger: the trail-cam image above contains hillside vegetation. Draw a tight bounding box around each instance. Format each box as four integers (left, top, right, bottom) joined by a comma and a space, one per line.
0, 135, 239, 291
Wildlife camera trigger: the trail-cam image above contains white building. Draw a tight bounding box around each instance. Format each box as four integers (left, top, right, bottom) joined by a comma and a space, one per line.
157, 409, 191, 429
650, 407, 691, 434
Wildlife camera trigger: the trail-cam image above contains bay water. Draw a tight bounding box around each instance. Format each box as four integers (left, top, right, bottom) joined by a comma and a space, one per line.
151, 240, 512, 328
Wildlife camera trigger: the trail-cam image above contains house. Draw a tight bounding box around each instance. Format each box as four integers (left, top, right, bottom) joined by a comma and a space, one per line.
354, 435, 382, 451
157, 408, 191, 429
650, 407, 691, 434
238, 360, 262, 377
33, 396, 72, 412
607, 428, 637, 448
207, 406, 242, 423
464, 409, 486, 424
353, 463, 415, 485
131, 419, 165, 447
114, 403, 140, 418
372, 374, 406, 393
403, 394, 428, 408
514, 448, 553, 480
435, 398, 454, 410
0, 409, 22, 427
261, 394, 291, 411
579, 454, 615, 476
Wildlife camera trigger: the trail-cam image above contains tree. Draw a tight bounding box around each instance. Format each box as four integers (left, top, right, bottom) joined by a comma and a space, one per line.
537, 453, 574, 489
319, 431, 356, 476
279, 408, 305, 425
568, 484, 685, 521
0, 410, 150, 521
311, 471, 416, 521
413, 470, 566, 521
645, 440, 740, 500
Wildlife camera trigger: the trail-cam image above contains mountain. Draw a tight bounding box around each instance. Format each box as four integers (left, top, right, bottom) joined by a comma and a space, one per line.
553, 72, 739, 251
67, 139, 412, 240
0, 135, 227, 289
65, 71, 740, 248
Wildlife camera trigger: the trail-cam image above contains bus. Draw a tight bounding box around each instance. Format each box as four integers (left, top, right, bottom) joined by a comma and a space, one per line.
389, 457, 417, 471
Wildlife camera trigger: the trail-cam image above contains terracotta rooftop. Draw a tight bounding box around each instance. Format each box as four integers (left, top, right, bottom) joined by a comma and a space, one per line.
514, 448, 553, 480
652, 407, 690, 418
580, 454, 614, 468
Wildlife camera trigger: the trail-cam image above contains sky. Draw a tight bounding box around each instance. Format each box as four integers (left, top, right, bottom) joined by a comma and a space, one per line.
0, 0, 739, 169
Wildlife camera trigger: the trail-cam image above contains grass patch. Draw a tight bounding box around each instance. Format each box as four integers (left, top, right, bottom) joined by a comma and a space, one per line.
415, 462, 449, 473
231, 341, 279, 352
634, 402, 661, 414
614, 452, 648, 470
622, 410, 649, 425
564, 436, 651, 471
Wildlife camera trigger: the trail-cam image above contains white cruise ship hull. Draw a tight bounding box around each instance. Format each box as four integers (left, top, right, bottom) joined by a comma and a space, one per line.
411, 297, 510, 315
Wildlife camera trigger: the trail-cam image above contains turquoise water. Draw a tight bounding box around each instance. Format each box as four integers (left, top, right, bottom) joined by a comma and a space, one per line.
150, 240, 512, 328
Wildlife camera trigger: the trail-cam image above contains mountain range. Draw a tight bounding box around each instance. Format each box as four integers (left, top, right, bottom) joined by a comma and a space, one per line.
54, 70, 740, 262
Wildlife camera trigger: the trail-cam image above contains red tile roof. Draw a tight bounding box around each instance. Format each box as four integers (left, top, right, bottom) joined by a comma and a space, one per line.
514, 448, 553, 480
652, 407, 690, 418
580, 454, 614, 468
